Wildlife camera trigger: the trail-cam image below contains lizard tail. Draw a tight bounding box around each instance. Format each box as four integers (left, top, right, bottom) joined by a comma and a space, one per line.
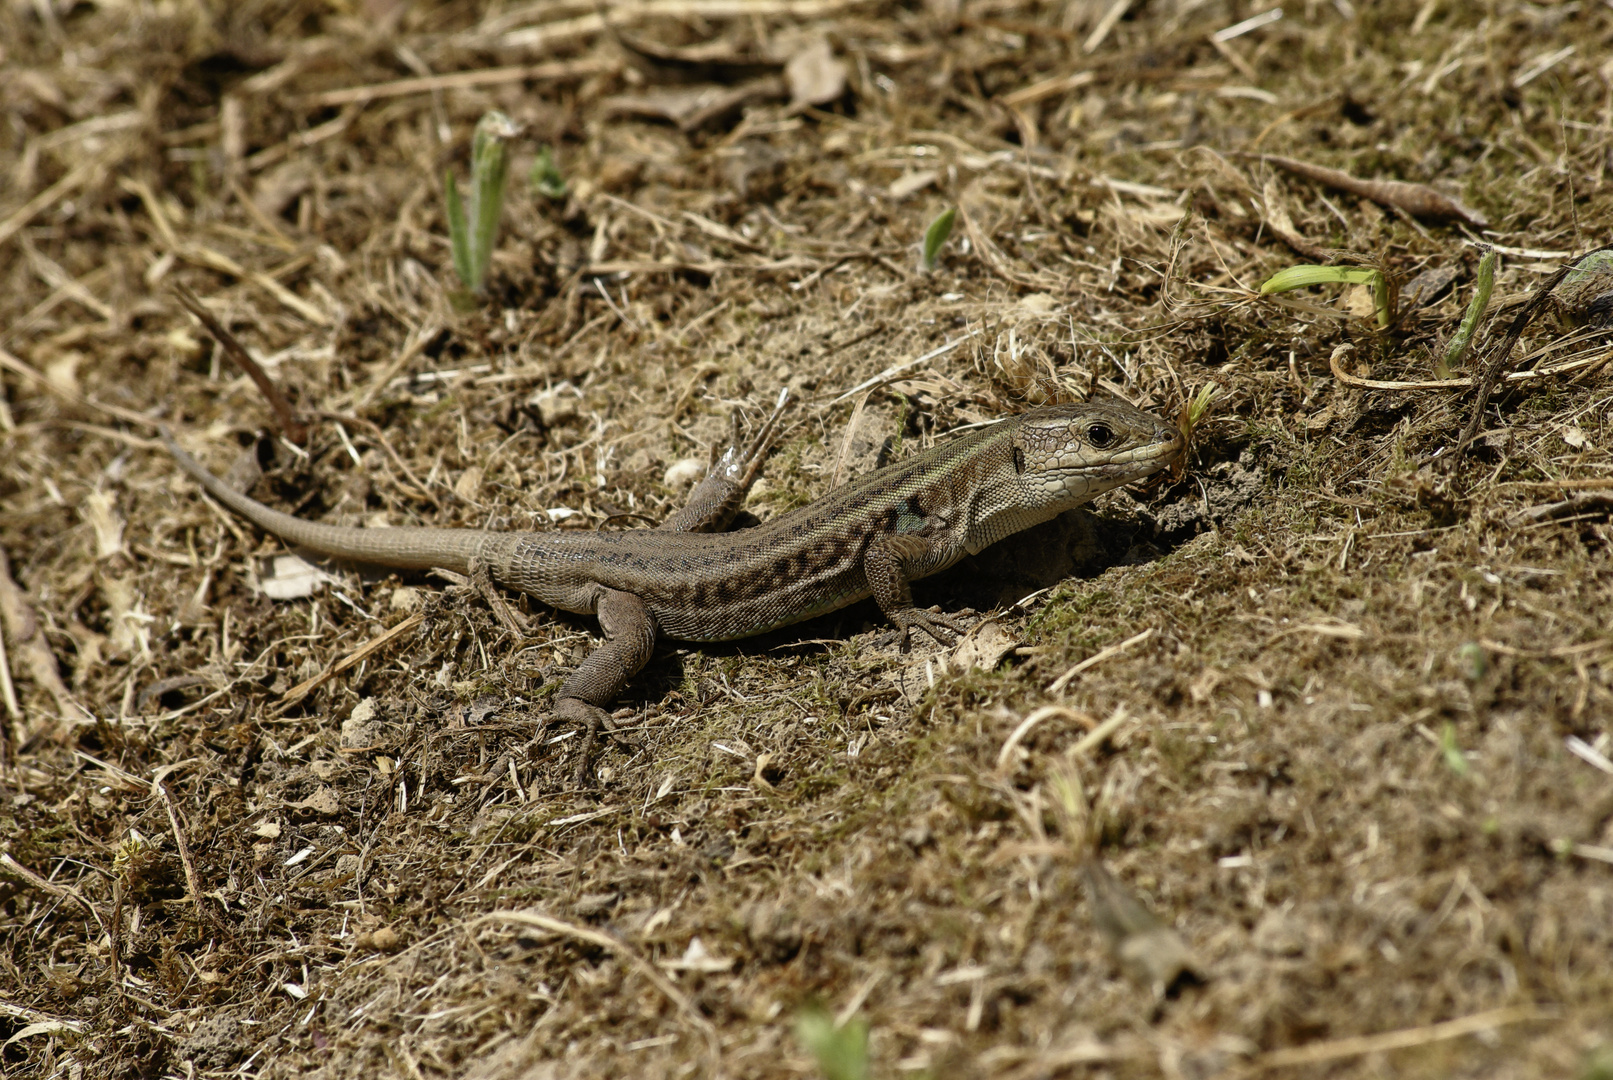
162, 428, 487, 573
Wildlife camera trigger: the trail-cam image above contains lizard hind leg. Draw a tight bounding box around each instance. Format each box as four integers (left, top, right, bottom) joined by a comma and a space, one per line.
660, 387, 791, 534
553, 587, 658, 785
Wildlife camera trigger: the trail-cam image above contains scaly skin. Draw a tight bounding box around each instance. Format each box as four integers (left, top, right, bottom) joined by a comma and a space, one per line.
164, 397, 1182, 776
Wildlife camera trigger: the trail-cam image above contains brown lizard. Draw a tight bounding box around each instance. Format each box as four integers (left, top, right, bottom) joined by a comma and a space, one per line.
163, 395, 1181, 770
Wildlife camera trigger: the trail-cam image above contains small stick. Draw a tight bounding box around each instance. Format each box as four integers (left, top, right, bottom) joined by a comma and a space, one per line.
153, 778, 206, 922
1252, 1005, 1553, 1070
1048, 627, 1156, 694
1329, 343, 1610, 392
0, 159, 100, 250
0, 853, 107, 934
827, 331, 979, 405
997, 705, 1096, 770
1065, 706, 1134, 760
277, 612, 426, 709
172, 283, 308, 444
295, 59, 614, 107
0, 598, 17, 721
1252, 153, 1488, 227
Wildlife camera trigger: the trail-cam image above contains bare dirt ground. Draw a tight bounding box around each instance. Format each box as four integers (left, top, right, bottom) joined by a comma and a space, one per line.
3, 1, 1613, 1078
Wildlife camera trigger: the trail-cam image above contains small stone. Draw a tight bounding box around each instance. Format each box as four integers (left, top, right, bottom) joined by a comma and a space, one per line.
664, 457, 706, 489
528, 385, 580, 426
341, 698, 386, 751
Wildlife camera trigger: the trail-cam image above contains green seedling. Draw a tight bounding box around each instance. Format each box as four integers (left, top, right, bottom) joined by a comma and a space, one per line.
1439, 722, 1470, 777
920, 206, 957, 273
1436, 248, 1497, 378
446, 110, 520, 299
1456, 641, 1486, 682
1259, 264, 1392, 329
530, 144, 567, 200
1179, 382, 1220, 442
795, 1006, 870, 1080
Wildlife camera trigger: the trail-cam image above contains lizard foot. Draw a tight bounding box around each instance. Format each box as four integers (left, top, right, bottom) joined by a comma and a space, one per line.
889, 606, 972, 653
554, 697, 641, 787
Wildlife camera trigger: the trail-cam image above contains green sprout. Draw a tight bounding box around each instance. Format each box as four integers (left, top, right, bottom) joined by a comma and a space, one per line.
1436, 248, 1498, 378
530, 144, 567, 201
920, 207, 957, 273
1259, 264, 1392, 329
1439, 722, 1470, 777
1180, 382, 1220, 441
446, 110, 520, 299
795, 1006, 869, 1080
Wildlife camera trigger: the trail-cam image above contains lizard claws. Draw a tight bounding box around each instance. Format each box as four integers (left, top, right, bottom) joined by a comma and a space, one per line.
892, 606, 971, 652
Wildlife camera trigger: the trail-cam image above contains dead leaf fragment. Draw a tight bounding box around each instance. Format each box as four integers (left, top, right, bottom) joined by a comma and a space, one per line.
602, 77, 786, 132
888, 169, 938, 200
290, 786, 340, 817
82, 490, 126, 559
261, 553, 329, 600
950, 619, 1021, 673
661, 936, 735, 973
786, 38, 847, 108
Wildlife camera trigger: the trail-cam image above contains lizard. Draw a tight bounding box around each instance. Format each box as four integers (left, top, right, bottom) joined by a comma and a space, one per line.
161, 394, 1182, 772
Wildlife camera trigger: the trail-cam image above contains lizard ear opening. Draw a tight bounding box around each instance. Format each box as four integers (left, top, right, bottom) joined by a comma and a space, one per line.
1012, 445, 1026, 474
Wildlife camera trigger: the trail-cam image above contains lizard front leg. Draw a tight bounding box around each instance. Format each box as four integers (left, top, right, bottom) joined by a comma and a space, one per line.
863, 534, 969, 651
554, 586, 658, 784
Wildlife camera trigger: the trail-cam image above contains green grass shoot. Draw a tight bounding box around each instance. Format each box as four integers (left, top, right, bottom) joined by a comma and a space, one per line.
1436, 248, 1498, 378
446, 110, 520, 299
1179, 382, 1220, 443
1439, 722, 1470, 777
920, 207, 956, 273
530, 144, 567, 200
795, 1006, 870, 1080
1259, 264, 1391, 328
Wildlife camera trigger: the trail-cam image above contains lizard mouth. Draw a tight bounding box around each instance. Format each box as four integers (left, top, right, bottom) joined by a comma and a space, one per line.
1085, 428, 1185, 484
1113, 428, 1186, 466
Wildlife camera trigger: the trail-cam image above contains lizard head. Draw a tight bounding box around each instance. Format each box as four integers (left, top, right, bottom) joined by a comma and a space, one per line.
1009, 400, 1183, 508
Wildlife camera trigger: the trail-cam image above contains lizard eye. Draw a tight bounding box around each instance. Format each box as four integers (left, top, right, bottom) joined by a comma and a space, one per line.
1086, 423, 1115, 448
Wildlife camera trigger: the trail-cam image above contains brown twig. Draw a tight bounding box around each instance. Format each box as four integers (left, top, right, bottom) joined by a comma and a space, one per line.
277, 612, 426, 709
1252, 1005, 1554, 1070
0, 545, 92, 739
1507, 494, 1613, 526
1249, 153, 1488, 227
152, 777, 206, 923
172, 282, 308, 444
1329, 343, 1610, 392
0, 852, 107, 934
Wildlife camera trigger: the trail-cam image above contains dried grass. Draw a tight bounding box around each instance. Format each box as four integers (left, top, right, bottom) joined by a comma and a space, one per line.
2, 2, 1612, 1078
